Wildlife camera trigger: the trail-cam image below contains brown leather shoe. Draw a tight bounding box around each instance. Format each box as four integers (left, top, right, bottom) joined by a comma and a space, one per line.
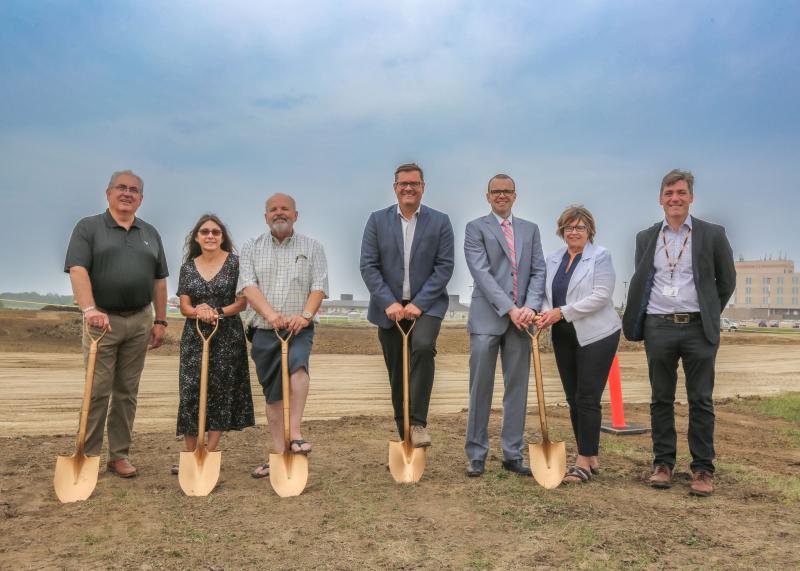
648, 463, 673, 488
689, 470, 714, 497
410, 425, 432, 448
107, 458, 138, 478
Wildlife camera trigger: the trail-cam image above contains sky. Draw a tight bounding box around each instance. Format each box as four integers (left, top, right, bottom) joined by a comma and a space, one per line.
2, 1, 799, 305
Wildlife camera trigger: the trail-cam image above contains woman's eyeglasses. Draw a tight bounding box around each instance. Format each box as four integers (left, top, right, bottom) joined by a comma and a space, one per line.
198, 228, 222, 236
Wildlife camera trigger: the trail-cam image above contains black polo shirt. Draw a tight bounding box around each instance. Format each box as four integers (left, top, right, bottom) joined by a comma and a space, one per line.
64, 210, 169, 311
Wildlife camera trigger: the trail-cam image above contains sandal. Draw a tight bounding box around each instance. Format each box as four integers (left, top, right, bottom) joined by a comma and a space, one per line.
562, 465, 592, 484
251, 462, 270, 479
590, 466, 600, 476
289, 439, 312, 455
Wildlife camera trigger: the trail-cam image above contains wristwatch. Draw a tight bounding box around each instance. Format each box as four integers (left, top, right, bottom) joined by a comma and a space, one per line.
215, 306, 225, 317
154, 319, 168, 327
301, 311, 314, 320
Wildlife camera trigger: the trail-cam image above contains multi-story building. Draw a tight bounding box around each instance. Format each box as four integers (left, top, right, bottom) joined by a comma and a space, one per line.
725, 259, 800, 320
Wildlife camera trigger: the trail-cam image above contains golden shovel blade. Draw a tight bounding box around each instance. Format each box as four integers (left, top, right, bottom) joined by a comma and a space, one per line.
529, 440, 567, 490
269, 452, 309, 497
53, 453, 100, 503
178, 449, 221, 497
388, 441, 426, 484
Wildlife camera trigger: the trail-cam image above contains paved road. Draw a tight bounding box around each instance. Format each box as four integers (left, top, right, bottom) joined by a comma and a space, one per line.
1, 345, 798, 435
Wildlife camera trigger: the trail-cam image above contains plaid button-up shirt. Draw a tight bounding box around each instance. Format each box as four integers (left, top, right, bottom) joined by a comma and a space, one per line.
237, 231, 329, 330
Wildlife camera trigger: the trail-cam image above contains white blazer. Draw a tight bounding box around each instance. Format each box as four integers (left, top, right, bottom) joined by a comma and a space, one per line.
542, 242, 621, 347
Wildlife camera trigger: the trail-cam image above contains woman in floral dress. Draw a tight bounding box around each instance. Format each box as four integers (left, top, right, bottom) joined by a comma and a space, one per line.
173, 214, 254, 472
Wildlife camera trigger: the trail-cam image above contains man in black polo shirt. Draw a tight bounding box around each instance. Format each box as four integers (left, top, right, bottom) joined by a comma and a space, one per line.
65, 169, 169, 478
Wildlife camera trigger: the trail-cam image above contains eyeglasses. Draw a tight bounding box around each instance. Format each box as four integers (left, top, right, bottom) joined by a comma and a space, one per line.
112, 184, 141, 195
564, 225, 588, 233
394, 181, 422, 189
198, 228, 222, 236
489, 189, 515, 196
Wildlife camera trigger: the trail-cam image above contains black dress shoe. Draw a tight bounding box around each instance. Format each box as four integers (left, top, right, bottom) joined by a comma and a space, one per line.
501, 458, 532, 476
466, 459, 485, 477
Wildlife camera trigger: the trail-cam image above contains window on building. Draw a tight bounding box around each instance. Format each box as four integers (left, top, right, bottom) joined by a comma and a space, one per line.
793, 297, 799, 305
793, 276, 799, 285
778, 287, 784, 294
763, 277, 770, 284
763, 296, 770, 304
745, 296, 752, 304
746, 287, 752, 295
778, 277, 785, 285
763, 287, 770, 295
777, 297, 784, 305
793, 287, 799, 295
746, 277, 752, 285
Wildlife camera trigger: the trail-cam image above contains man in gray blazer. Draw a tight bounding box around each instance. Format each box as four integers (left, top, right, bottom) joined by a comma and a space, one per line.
360, 163, 455, 447
623, 169, 735, 496
463, 174, 546, 476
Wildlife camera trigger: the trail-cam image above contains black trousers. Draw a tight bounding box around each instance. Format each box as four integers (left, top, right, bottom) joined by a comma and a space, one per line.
377, 314, 442, 438
644, 315, 718, 473
551, 321, 620, 456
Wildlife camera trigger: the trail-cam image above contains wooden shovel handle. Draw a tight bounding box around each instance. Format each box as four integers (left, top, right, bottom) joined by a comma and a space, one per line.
395, 319, 416, 447
525, 327, 550, 442
76, 321, 107, 454
274, 330, 293, 450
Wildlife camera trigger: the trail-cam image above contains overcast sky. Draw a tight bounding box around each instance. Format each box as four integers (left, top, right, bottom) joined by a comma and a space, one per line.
2, 1, 798, 304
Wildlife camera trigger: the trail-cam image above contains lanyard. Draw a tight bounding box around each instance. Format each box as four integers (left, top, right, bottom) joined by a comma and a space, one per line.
661, 227, 691, 282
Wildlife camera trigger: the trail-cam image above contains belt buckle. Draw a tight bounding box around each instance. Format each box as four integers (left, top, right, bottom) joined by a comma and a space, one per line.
673, 313, 690, 324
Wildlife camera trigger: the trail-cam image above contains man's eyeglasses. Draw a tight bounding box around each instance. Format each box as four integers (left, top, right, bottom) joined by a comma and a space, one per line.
564, 225, 588, 233
488, 189, 515, 196
198, 228, 222, 236
394, 181, 422, 189
112, 184, 141, 195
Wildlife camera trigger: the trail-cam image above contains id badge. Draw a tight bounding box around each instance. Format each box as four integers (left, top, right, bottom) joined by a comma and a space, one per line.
662, 285, 679, 297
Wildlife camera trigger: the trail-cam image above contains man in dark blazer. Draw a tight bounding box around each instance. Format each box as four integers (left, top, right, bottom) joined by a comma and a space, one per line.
360, 163, 455, 447
463, 174, 545, 477
623, 169, 735, 497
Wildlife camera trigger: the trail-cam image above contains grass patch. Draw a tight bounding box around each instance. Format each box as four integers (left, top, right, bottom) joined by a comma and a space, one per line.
719, 462, 800, 503
776, 427, 800, 447
81, 533, 102, 545
734, 392, 800, 423
600, 438, 649, 460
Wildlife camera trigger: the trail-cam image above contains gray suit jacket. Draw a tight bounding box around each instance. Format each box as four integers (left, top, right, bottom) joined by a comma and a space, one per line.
465, 213, 546, 335
360, 204, 455, 329
622, 216, 736, 345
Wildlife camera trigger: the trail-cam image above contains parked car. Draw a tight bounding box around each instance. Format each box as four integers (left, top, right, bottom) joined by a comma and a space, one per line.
793, 322, 800, 329
720, 318, 738, 332
758, 320, 768, 327
769, 320, 780, 328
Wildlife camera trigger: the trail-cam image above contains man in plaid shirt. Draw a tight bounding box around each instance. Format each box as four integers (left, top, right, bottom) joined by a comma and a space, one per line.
238, 193, 328, 478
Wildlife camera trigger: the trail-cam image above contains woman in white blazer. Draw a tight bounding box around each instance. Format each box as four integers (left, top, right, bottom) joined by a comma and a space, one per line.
536, 206, 621, 484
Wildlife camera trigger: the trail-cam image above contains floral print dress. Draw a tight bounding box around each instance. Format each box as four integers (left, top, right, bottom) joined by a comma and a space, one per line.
176, 253, 255, 435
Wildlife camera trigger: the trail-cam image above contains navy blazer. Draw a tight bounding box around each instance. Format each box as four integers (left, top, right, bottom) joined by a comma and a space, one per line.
360, 204, 455, 329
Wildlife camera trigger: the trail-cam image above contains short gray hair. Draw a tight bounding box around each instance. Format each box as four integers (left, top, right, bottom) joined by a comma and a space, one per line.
660, 169, 694, 195
487, 173, 515, 192
108, 170, 144, 193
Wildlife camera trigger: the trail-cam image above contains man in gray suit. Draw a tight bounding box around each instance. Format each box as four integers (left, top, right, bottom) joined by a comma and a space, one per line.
360, 163, 455, 447
623, 169, 735, 496
464, 174, 546, 476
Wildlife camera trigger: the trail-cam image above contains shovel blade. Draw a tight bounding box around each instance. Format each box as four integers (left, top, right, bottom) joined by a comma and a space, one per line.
529, 440, 567, 489
388, 441, 426, 484
54, 453, 100, 503
269, 452, 309, 497
178, 450, 221, 496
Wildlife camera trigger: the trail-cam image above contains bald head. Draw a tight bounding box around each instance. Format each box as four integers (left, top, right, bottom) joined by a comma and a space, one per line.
264, 193, 298, 240
265, 193, 296, 211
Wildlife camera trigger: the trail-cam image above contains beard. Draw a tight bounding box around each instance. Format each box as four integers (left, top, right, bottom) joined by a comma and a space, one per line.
269, 219, 291, 234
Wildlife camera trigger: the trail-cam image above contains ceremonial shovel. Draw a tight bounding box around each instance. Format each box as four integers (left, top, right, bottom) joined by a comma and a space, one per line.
179, 319, 222, 496
388, 319, 426, 484
526, 327, 566, 489
269, 330, 309, 497
54, 321, 106, 503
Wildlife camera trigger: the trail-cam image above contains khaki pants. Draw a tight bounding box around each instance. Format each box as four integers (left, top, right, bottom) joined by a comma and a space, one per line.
82, 307, 152, 460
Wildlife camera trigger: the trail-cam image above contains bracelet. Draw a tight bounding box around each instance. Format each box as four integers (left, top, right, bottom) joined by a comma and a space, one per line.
153, 319, 168, 327
81, 305, 96, 314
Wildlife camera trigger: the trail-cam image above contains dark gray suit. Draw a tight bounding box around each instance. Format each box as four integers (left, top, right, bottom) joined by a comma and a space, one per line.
623, 216, 735, 473
360, 204, 455, 435
464, 214, 545, 462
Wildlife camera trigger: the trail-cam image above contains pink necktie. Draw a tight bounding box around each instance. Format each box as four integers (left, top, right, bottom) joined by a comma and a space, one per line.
501, 219, 518, 304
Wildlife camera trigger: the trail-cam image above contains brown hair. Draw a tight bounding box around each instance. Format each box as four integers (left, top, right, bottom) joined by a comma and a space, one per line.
183, 214, 235, 263
394, 163, 424, 181
487, 173, 515, 192
556, 205, 596, 243
660, 169, 694, 195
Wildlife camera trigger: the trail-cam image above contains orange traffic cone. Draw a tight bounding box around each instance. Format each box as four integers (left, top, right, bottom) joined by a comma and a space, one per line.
600, 355, 650, 435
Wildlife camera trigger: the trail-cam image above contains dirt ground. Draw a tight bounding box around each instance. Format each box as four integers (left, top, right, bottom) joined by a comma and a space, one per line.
1, 403, 799, 570
1, 309, 799, 569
